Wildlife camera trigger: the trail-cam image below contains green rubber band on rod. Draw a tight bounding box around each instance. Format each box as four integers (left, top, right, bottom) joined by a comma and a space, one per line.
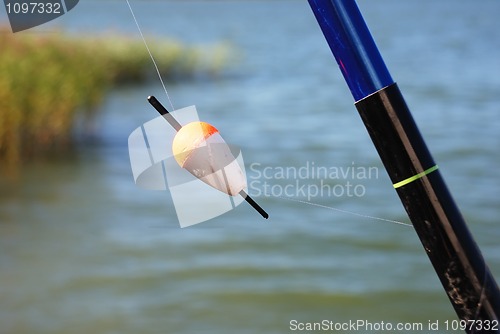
393, 165, 439, 189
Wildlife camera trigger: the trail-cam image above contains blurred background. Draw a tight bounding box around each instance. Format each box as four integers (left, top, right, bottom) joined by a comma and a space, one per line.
1, 0, 499, 333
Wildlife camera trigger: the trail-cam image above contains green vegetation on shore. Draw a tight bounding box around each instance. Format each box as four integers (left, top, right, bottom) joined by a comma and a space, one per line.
0, 29, 231, 170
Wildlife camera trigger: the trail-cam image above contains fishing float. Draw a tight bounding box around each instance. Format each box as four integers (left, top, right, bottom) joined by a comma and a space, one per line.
147, 95, 269, 220
308, 0, 499, 327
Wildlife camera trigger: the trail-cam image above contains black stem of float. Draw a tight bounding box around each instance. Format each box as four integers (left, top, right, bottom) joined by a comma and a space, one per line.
147, 95, 269, 220
148, 95, 182, 131
240, 190, 269, 219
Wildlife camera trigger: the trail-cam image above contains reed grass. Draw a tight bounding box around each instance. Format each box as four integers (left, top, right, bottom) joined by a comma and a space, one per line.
0, 29, 232, 171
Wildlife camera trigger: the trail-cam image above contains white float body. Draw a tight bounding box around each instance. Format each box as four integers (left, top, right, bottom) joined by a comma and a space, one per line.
174, 125, 246, 196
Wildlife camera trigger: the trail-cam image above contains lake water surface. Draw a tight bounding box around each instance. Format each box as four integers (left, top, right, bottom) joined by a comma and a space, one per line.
1, 1, 499, 333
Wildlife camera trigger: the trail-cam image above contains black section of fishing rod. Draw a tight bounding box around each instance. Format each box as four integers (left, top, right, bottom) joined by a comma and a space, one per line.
147, 95, 269, 220
148, 95, 182, 131
240, 190, 269, 219
355, 83, 500, 324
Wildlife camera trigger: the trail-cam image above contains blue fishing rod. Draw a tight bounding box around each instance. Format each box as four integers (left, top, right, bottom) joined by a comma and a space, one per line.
308, 0, 499, 328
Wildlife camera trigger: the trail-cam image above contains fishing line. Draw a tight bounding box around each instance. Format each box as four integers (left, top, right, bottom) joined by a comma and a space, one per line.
125, 0, 175, 111
125, 0, 403, 228
275, 195, 412, 228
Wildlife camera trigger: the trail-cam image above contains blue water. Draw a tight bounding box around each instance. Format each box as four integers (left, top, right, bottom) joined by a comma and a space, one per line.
1, 1, 499, 333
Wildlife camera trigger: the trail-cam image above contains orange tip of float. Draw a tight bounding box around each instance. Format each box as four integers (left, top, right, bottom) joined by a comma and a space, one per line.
172, 121, 219, 167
